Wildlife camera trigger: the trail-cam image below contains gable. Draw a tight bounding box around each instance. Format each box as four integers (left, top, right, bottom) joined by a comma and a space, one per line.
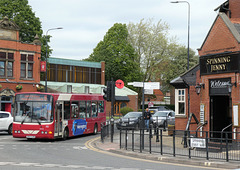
199, 13, 240, 56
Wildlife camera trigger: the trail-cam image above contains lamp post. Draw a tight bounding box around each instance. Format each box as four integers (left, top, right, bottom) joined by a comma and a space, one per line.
45, 27, 63, 92
171, 1, 190, 70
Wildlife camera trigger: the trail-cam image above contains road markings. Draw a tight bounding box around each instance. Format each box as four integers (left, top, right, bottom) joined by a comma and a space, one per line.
85, 137, 225, 170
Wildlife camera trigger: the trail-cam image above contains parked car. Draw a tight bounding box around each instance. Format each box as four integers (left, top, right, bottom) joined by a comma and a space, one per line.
0, 111, 13, 134
152, 110, 175, 128
116, 112, 142, 130
149, 106, 170, 114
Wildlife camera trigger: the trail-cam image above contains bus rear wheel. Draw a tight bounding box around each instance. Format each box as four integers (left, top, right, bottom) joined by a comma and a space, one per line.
93, 124, 98, 135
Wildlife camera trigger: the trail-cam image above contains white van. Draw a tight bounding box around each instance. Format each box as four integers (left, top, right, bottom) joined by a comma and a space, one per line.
0, 111, 13, 135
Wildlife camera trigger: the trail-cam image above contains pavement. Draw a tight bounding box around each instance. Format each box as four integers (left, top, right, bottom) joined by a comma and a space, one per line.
90, 131, 240, 170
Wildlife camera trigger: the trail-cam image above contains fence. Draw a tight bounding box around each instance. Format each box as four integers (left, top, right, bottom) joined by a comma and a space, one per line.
101, 123, 240, 162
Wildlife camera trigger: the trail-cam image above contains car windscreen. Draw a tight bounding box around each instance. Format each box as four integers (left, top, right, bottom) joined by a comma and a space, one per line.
153, 112, 168, 117
124, 112, 142, 118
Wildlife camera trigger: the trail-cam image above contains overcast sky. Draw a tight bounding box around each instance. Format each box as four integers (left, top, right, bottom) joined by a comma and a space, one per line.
28, 0, 226, 60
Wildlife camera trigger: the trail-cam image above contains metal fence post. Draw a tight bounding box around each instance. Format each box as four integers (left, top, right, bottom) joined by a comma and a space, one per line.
226, 133, 229, 162
173, 130, 176, 157
132, 129, 134, 151
140, 129, 142, 153
206, 131, 209, 160
160, 129, 163, 155
125, 129, 128, 150
120, 129, 122, 149
149, 126, 152, 154
188, 130, 191, 159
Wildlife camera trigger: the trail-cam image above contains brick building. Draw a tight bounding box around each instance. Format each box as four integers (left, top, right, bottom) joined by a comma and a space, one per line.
171, 0, 240, 139
0, 17, 41, 113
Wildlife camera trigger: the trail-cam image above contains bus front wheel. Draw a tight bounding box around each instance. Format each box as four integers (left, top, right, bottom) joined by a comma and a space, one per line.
63, 128, 69, 140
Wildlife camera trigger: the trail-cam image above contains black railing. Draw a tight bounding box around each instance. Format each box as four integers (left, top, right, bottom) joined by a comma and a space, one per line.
118, 127, 240, 162
101, 121, 240, 162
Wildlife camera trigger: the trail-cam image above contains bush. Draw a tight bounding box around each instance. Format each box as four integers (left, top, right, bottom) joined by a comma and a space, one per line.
120, 107, 133, 116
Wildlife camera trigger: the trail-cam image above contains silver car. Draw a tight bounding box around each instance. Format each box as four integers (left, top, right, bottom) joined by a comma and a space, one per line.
152, 111, 175, 128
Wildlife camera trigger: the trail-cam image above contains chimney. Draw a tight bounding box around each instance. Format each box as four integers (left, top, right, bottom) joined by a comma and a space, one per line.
229, 0, 240, 19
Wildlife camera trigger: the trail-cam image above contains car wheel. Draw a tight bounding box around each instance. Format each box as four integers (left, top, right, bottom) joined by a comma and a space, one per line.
8, 124, 12, 135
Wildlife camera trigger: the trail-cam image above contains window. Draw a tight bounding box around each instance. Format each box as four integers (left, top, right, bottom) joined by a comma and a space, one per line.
0, 52, 14, 78
175, 89, 185, 115
71, 101, 79, 119
20, 53, 34, 79
64, 101, 70, 119
79, 101, 86, 118
91, 101, 98, 117
98, 101, 104, 113
86, 101, 91, 118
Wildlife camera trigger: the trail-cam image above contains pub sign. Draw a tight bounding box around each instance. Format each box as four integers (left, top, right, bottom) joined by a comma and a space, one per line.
200, 52, 239, 75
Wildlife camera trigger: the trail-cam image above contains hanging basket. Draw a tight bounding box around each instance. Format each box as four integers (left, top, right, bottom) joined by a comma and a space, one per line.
16, 84, 23, 90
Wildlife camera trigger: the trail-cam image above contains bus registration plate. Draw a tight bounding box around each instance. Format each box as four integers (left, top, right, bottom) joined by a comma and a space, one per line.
26, 136, 36, 139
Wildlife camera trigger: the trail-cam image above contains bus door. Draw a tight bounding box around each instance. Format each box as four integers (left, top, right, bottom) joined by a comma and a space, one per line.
54, 101, 63, 137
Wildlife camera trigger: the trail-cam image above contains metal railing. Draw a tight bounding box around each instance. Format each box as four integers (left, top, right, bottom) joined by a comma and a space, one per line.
101, 122, 240, 162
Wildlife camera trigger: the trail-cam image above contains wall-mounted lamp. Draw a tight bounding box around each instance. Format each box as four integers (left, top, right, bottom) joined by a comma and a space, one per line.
195, 83, 205, 95
228, 82, 237, 94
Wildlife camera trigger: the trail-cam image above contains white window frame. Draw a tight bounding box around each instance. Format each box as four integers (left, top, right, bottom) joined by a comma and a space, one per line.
175, 89, 186, 115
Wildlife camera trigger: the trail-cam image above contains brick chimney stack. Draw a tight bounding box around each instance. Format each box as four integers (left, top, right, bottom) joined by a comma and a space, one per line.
229, 0, 240, 18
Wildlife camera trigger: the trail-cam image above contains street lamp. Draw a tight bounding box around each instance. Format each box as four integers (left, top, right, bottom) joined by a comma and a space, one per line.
171, 1, 190, 70
45, 27, 63, 92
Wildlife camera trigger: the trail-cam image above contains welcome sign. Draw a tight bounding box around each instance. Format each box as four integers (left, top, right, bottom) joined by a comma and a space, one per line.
209, 78, 231, 95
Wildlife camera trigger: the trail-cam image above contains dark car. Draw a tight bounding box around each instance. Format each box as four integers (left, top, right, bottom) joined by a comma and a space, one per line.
116, 112, 142, 130
152, 110, 175, 128
148, 106, 170, 114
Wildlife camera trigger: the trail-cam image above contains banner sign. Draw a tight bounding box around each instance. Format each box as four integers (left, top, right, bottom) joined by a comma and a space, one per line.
40, 61, 46, 72
200, 52, 239, 75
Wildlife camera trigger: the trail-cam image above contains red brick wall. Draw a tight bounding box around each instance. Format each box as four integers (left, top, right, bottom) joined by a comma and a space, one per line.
0, 31, 41, 93
229, 0, 240, 19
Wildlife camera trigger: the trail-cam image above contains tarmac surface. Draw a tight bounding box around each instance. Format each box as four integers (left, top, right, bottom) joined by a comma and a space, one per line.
89, 131, 240, 170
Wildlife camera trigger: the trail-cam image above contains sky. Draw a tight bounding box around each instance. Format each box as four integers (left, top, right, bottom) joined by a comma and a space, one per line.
28, 0, 226, 60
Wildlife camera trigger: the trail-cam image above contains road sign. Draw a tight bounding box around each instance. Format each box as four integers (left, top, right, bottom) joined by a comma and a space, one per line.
128, 82, 160, 89
115, 79, 124, 89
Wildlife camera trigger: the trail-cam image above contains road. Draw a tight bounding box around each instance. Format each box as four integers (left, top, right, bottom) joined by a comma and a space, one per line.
0, 132, 223, 170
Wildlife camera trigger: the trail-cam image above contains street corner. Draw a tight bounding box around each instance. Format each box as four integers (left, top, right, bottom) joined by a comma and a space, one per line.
96, 141, 120, 151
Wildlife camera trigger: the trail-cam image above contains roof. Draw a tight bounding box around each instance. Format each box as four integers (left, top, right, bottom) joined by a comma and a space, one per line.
40, 81, 138, 96
199, 12, 240, 50
170, 64, 200, 88
48, 57, 102, 68
0, 17, 19, 31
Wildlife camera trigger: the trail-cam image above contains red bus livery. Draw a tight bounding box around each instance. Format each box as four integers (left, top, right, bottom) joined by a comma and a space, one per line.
12, 92, 106, 139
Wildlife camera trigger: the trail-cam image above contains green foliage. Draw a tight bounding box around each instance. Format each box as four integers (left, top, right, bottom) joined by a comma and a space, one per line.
120, 107, 133, 116
0, 0, 52, 61
86, 23, 142, 87
159, 45, 199, 92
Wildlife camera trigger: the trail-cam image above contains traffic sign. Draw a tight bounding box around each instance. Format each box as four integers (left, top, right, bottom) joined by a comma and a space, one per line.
115, 79, 124, 89
128, 82, 160, 89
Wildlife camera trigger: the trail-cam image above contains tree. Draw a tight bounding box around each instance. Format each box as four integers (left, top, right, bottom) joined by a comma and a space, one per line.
158, 45, 199, 92
86, 23, 142, 86
127, 19, 178, 83
0, 0, 52, 61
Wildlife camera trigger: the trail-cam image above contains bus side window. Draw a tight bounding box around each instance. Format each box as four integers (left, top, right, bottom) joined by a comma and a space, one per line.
86, 101, 91, 118
71, 101, 79, 119
64, 101, 71, 119
91, 101, 98, 117
79, 101, 86, 119
98, 101, 104, 113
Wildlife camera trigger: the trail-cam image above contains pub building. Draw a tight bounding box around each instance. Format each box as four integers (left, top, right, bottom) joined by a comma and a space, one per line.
171, 0, 240, 139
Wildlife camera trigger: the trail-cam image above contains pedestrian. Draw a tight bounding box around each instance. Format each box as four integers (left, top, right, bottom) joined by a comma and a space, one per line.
144, 108, 151, 131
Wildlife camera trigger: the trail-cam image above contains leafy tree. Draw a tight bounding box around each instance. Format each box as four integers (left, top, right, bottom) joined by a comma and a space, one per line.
86, 23, 142, 87
127, 18, 178, 83
0, 0, 51, 61
158, 45, 199, 92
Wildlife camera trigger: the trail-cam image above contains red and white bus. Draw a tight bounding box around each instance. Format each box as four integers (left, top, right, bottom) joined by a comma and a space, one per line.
12, 92, 106, 139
